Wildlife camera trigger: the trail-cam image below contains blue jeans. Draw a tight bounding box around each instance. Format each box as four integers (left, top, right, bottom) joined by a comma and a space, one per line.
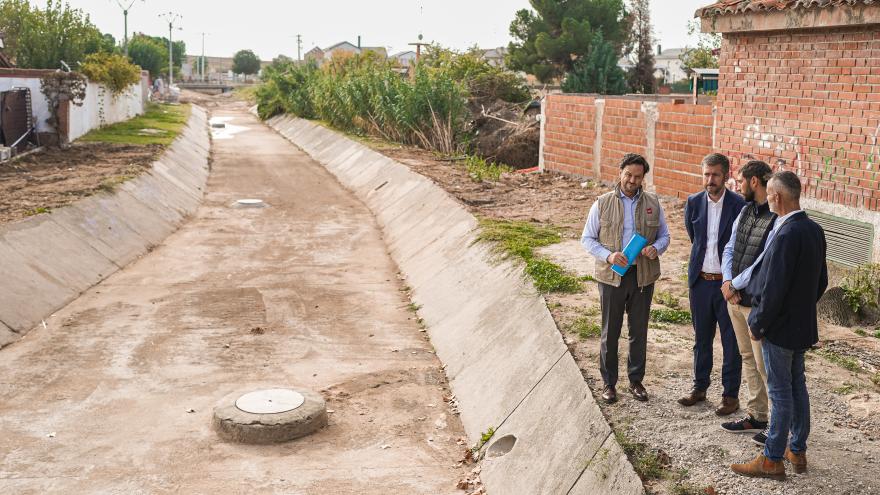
762, 340, 810, 461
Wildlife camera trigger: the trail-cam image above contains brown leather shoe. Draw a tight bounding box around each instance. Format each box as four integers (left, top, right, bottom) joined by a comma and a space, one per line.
677, 388, 707, 406
731, 453, 786, 480
601, 385, 617, 404
628, 382, 648, 402
715, 396, 740, 416
784, 447, 807, 474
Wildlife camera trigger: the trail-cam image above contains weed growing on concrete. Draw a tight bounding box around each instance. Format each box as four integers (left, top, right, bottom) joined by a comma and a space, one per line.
650, 309, 692, 325
476, 218, 581, 293
24, 207, 51, 216
815, 348, 863, 373
471, 426, 496, 458
408, 303, 422, 312
613, 430, 667, 480
463, 155, 512, 182
653, 290, 681, 309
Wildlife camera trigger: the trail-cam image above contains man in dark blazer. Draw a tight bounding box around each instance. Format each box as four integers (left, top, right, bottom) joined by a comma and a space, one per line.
731, 170, 828, 480
678, 153, 746, 416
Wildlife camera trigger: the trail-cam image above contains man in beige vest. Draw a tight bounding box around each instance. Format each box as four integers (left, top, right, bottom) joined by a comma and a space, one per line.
581, 153, 670, 403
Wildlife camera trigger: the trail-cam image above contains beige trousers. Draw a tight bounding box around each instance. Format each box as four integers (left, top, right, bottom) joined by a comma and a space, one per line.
727, 302, 769, 422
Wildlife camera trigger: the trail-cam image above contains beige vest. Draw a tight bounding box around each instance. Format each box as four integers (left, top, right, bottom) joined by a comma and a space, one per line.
594, 185, 663, 288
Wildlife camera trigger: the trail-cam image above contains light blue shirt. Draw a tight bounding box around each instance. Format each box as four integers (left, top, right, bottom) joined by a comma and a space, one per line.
723, 209, 801, 289
580, 189, 671, 262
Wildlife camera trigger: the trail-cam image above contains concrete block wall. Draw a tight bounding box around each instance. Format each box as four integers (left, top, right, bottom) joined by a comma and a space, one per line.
265, 115, 644, 495
0, 106, 209, 343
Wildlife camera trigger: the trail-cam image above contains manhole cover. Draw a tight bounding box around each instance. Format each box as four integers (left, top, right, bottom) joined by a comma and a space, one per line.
235, 389, 305, 414
211, 122, 226, 128
234, 199, 266, 208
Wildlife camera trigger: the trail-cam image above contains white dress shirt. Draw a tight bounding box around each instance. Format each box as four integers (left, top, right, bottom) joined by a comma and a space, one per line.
701, 190, 725, 274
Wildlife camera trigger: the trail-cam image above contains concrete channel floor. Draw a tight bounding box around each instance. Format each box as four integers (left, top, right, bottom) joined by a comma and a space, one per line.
0, 101, 469, 494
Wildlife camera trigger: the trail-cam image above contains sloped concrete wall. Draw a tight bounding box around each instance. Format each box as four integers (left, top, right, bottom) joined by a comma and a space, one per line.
265, 115, 644, 495
0, 106, 209, 343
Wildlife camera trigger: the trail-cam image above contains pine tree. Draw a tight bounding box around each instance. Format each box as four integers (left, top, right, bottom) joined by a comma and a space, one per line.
562, 31, 628, 94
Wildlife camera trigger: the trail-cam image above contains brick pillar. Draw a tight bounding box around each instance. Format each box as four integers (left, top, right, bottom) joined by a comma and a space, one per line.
538, 97, 546, 172
593, 99, 605, 178
641, 101, 658, 190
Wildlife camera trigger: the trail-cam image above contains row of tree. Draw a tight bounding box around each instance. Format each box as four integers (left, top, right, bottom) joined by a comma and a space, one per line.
507, 0, 719, 95
0, 0, 263, 79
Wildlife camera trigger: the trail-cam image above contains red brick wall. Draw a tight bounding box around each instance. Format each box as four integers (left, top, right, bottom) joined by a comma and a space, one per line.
542, 95, 596, 177
717, 26, 880, 211
543, 95, 713, 200
654, 103, 715, 198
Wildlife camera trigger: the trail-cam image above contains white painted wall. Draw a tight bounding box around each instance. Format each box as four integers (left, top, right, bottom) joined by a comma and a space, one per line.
1, 74, 145, 142
68, 81, 144, 141
0, 77, 52, 133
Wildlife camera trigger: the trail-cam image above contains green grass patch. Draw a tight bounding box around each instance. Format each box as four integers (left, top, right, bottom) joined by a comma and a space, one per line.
650, 308, 692, 325
24, 207, 51, 216
872, 373, 880, 387
855, 328, 868, 337
874, 330, 880, 339
476, 218, 581, 293
570, 316, 601, 340
654, 290, 681, 309
614, 430, 667, 481
234, 84, 260, 104
463, 155, 512, 182
833, 383, 860, 395
815, 348, 863, 373
79, 103, 191, 146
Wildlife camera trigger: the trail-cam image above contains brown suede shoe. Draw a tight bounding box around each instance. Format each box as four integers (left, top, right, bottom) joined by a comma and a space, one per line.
677, 388, 707, 406
715, 396, 740, 416
628, 382, 648, 402
731, 454, 785, 480
602, 385, 617, 404
784, 447, 807, 474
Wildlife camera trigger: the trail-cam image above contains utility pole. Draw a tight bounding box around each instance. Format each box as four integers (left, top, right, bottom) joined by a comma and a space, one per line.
113, 0, 143, 57
296, 34, 302, 62
159, 12, 182, 90
200, 32, 208, 81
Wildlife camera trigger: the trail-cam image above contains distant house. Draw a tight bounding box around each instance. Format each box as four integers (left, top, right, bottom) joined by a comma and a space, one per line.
320, 41, 388, 63
653, 46, 688, 84
480, 47, 508, 68
181, 54, 271, 81
391, 50, 417, 68
617, 55, 635, 73
304, 47, 324, 63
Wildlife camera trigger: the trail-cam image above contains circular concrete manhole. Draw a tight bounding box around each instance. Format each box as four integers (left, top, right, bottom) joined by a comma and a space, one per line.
213, 388, 327, 444
232, 199, 267, 209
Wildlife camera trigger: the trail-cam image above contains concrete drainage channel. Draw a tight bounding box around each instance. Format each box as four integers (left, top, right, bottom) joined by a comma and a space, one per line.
0, 106, 211, 347
262, 114, 645, 495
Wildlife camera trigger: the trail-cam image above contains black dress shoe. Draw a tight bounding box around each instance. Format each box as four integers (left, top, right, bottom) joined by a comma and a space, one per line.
628, 382, 648, 402
602, 385, 617, 403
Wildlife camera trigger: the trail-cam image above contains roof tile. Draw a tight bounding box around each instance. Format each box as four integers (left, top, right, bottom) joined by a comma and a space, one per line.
696, 0, 876, 17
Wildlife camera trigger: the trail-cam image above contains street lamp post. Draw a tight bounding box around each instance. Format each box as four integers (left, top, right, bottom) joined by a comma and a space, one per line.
159, 12, 182, 93
113, 0, 144, 57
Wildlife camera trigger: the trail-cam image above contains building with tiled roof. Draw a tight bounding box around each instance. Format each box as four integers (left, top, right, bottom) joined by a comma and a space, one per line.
694, 0, 880, 262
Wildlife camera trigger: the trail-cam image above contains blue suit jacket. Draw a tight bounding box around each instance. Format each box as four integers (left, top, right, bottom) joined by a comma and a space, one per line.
747, 212, 828, 350
684, 190, 746, 288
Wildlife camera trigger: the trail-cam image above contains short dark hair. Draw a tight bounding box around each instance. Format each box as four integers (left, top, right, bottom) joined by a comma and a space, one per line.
702, 153, 730, 175
770, 170, 802, 200
740, 160, 772, 186
619, 153, 650, 175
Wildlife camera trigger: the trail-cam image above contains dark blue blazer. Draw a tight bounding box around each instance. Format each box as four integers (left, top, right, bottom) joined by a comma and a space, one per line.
747, 212, 828, 350
684, 190, 746, 288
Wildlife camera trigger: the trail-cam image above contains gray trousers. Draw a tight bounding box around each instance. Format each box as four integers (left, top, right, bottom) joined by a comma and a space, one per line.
598, 268, 654, 387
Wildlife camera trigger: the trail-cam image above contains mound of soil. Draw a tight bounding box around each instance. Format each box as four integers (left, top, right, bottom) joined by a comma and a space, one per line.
469, 98, 540, 170
818, 286, 858, 327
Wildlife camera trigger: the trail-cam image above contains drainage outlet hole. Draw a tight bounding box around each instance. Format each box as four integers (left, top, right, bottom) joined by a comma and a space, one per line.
486, 434, 517, 458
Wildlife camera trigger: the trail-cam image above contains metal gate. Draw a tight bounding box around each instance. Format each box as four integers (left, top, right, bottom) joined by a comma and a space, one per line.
0, 87, 36, 152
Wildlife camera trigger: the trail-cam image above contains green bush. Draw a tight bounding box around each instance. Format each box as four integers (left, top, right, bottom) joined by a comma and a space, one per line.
422, 45, 530, 103
841, 263, 880, 313
256, 54, 469, 154
80, 52, 141, 96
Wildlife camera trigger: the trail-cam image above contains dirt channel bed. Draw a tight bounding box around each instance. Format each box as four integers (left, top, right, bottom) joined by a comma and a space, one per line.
369, 144, 880, 495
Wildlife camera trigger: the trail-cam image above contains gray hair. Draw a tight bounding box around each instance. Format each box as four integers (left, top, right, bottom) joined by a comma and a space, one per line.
770, 171, 802, 201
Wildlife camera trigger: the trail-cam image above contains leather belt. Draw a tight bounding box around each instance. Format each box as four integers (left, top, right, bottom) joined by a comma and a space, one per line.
699, 272, 723, 281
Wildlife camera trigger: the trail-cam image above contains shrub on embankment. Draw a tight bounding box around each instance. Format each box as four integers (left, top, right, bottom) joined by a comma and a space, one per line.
255, 47, 532, 156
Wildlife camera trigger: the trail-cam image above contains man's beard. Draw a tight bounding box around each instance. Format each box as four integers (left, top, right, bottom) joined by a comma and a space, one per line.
742, 185, 754, 202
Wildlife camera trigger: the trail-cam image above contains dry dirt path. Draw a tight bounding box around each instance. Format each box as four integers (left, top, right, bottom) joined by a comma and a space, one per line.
0, 100, 467, 494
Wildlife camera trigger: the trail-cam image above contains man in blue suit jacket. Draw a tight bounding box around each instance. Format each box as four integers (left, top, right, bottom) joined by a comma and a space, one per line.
678, 154, 746, 416
731, 171, 828, 479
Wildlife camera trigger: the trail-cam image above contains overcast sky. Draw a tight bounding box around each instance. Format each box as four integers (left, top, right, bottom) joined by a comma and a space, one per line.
49, 0, 711, 60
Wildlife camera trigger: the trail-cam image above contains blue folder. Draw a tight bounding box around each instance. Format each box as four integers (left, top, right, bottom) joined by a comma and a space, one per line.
611, 233, 648, 276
